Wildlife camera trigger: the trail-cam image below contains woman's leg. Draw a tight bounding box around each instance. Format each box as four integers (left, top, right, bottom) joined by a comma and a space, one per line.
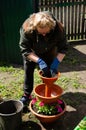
20, 59, 36, 106
24, 59, 36, 96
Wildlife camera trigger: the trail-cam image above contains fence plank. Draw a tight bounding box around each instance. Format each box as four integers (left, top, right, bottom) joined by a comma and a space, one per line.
64, 0, 67, 32
78, 0, 81, 39
81, 3, 86, 39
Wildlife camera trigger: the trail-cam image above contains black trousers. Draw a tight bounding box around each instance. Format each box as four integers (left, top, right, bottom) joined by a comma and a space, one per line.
23, 59, 36, 96
23, 48, 57, 96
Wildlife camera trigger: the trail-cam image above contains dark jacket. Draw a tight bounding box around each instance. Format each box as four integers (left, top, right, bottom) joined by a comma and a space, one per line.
19, 13, 68, 59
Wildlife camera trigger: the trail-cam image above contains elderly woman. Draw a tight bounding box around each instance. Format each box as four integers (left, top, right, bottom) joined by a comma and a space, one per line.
19, 11, 68, 111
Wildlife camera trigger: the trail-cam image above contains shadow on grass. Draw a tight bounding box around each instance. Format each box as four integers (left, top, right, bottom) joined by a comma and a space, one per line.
40, 92, 86, 130
59, 42, 86, 72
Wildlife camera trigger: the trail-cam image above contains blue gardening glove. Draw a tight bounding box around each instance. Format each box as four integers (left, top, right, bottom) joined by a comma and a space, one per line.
50, 58, 60, 76
37, 58, 51, 77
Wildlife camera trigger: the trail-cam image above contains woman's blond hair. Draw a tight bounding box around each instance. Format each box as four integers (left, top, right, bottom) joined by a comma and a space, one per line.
23, 12, 56, 33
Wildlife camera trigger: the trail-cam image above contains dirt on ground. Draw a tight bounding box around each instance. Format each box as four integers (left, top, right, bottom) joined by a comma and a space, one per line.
20, 42, 86, 130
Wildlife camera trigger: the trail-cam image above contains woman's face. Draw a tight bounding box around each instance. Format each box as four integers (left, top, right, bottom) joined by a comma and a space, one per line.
36, 27, 50, 36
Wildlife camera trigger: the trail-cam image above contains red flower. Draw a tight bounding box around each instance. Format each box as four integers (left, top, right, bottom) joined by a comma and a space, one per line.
32, 98, 37, 104
57, 99, 63, 104
39, 101, 44, 106
56, 105, 63, 113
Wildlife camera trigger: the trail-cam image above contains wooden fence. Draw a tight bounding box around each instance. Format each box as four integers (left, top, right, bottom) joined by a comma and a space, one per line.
37, 0, 86, 41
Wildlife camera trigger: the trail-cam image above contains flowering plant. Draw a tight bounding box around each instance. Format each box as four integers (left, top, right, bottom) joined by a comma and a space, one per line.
31, 98, 64, 115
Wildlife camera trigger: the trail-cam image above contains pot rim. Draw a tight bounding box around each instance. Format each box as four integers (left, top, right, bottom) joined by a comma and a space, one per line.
39, 70, 60, 80
0, 99, 23, 116
29, 100, 66, 118
34, 83, 63, 100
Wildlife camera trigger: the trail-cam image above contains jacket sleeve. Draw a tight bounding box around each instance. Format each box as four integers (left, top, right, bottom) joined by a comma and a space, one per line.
19, 27, 33, 58
56, 22, 68, 54
57, 30, 68, 54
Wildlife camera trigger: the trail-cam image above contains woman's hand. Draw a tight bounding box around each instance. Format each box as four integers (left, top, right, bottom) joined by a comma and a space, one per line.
37, 58, 51, 77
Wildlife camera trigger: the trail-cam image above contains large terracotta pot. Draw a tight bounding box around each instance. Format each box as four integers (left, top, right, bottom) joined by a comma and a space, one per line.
29, 100, 66, 123
34, 83, 63, 103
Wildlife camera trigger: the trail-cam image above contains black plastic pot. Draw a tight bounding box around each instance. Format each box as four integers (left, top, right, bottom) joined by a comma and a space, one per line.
0, 100, 23, 130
